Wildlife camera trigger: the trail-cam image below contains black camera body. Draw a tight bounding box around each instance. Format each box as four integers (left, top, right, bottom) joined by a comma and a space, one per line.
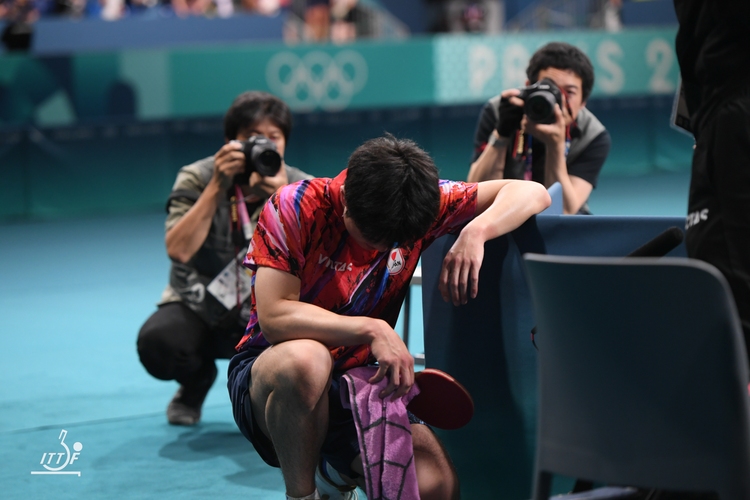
234, 135, 282, 185
518, 78, 563, 124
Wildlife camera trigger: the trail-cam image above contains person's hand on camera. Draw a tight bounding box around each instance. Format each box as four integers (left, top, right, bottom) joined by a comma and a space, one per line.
247, 166, 289, 203
525, 102, 567, 150
496, 89, 525, 139
212, 141, 246, 190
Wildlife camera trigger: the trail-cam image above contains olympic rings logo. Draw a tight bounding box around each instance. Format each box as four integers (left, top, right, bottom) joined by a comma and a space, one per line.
265, 50, 368, 111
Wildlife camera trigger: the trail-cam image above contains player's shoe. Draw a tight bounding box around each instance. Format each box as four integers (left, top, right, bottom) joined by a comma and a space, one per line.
314, 459, 359, 500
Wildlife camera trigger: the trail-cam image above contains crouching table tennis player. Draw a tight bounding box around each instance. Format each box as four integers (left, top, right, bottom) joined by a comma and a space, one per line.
227, 134, 551, 500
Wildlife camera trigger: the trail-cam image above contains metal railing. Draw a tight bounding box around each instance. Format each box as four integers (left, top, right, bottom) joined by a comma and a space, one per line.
403, 267, 425, 365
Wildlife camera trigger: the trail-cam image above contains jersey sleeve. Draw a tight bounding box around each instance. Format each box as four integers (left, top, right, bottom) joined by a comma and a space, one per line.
426, 180, 479, 241
244, 180, 312, 278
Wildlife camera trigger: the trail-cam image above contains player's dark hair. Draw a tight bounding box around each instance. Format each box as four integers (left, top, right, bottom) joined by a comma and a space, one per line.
344, 134, 440, 247
526, 42, 595, 102
223, 91, 292, 141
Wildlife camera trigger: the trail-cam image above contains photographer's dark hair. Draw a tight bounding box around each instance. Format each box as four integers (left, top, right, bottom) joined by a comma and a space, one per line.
344, 134, 440, 247
526, 42, 595, 102
224, 91, 292, 141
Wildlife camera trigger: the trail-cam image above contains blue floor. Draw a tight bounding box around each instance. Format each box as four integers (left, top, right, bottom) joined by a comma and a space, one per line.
0, 171, 690, 499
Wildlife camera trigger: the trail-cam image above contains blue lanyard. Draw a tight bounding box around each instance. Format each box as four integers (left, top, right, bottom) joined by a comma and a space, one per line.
519, 126, 572, 181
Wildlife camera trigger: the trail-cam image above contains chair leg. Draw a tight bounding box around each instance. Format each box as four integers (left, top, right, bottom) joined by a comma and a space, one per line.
533, 471, 553, 500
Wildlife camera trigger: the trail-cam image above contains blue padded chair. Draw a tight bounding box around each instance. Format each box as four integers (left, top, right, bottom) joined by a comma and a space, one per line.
523, 254, 750, 500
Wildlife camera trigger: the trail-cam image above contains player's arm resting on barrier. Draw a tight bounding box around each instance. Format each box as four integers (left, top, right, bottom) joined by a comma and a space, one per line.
528, 104, 592, 214
166, 142, 245, 263
439, 178, 551, 306
255, 266, 414, 399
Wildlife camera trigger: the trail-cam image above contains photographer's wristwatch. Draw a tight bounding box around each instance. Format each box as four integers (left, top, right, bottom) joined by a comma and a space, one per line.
489, 135, 510, 150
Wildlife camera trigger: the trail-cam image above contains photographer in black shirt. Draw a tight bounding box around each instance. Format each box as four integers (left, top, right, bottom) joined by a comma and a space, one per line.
468, 42, 610, 214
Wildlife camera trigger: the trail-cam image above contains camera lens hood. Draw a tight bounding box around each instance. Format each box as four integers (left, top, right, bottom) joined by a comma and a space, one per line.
239, 136, 282, 181
524, 91, 558, 123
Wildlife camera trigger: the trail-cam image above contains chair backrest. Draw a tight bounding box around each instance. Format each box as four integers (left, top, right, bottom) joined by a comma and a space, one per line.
523, 254, 750, 500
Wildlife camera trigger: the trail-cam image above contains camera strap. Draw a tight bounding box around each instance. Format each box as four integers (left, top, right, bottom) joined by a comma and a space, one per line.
234, 185, 253, 242
227, 184, 255, 310
524, 136, 533, 181
512, 126, 572, 181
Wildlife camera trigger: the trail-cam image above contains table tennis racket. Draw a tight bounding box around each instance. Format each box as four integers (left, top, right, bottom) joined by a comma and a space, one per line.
407, 368, 474, 430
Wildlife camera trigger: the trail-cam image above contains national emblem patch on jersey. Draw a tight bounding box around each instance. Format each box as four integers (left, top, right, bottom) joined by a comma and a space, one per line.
387, 248, 405, 275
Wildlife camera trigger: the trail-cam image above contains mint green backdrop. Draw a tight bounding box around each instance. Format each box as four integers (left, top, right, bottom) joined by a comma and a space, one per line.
0, 28, 693, 221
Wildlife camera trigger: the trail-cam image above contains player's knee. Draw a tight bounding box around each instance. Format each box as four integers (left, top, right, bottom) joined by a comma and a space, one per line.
271, 339, 333, 400
412, 424, 460, 500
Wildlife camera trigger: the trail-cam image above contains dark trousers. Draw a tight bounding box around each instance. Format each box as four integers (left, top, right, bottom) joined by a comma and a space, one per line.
686, 85, 750, 362
137, 301, 243, 387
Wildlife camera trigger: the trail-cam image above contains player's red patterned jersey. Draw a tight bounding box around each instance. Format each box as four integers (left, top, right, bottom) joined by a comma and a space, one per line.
237, 170, 478, 371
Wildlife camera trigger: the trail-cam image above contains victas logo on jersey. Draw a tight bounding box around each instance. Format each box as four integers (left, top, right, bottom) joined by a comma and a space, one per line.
318, 253, 353, 272
387, 248, 405, 275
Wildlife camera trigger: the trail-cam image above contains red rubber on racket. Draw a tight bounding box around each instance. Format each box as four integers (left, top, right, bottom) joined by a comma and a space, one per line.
407, 368, 474, 430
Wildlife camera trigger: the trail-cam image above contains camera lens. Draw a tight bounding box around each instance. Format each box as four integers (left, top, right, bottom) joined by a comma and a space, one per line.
239, 136, 282, 180
253, 149, 282, 177
525, 91, 556, 123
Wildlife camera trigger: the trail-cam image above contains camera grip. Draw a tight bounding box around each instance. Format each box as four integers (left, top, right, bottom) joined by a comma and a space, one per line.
496, 97, 524, 138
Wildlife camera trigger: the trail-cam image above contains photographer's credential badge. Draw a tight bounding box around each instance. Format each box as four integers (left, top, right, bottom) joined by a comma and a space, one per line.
207, 250, 254, 310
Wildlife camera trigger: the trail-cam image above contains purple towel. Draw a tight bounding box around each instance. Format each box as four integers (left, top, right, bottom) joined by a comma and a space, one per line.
341, 366, 421, 500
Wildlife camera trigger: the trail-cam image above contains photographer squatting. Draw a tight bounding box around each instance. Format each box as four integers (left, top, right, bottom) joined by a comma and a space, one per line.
468, 42, 611, 215
137, 91, 312, 426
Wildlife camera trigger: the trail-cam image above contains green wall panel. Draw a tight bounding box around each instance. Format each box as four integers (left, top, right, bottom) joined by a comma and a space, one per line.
168, 38, 435, 117
1, 27, 681, 126
0, 28, 696, 221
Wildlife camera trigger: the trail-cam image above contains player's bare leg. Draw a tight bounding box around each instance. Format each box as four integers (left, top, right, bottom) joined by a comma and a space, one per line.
250, 339, 333, 498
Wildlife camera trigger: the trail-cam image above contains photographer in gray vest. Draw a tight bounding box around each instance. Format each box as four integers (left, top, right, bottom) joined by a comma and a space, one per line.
468, 42, 611, 214
137, 91, 313, 425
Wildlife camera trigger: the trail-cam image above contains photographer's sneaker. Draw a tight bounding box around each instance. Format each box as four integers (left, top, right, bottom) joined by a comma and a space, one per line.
315, 459, 359, 500
167, 363, 217, 426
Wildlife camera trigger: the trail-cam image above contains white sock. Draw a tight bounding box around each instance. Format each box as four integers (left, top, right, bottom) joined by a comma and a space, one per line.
286, 489, 321, 500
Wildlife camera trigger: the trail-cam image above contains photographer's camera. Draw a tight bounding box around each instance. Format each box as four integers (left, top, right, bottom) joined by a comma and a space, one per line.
234, 135, 282, 185
518, 78, 563, 124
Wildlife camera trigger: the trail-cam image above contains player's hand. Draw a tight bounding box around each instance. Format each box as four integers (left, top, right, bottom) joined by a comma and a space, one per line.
212, 141, 245, 190
438, 228, 485, 306
368, 319, 415, 401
